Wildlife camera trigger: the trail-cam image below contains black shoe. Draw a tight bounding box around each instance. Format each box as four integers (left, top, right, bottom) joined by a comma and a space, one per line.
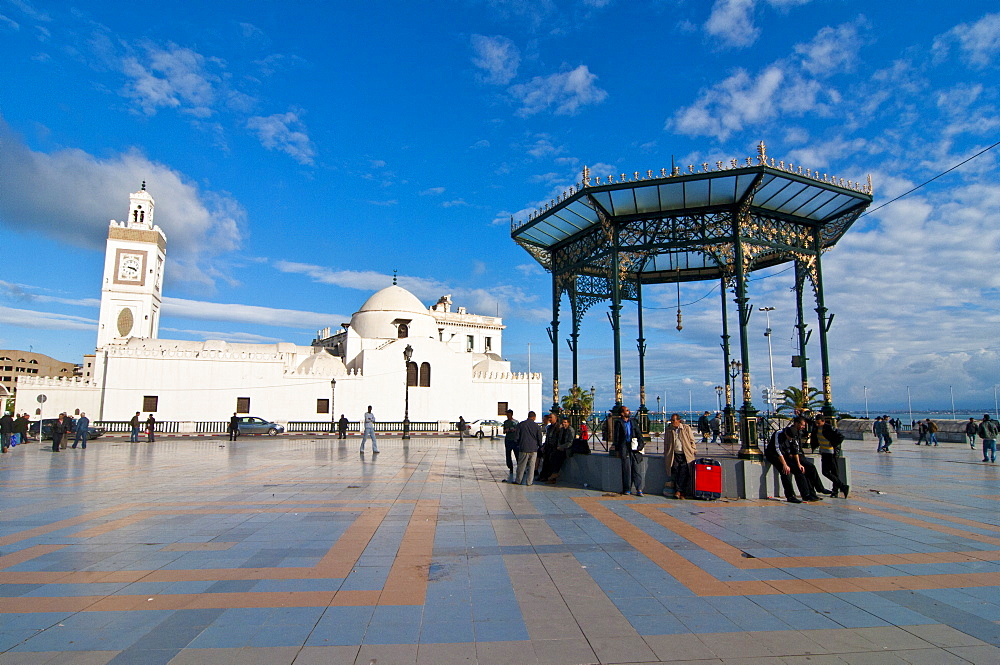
817, 488, 833, 495
804, 495, 823, 502
841, 485, 850, 498
786, 496, 802, 504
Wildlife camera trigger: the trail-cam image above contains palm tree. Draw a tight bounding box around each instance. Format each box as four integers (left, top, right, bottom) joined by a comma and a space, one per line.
561, 385, 593, 418
776, 386, 823, 414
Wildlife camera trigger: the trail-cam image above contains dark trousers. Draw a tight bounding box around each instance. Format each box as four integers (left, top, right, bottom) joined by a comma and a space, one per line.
620, 449, 644, 494
338, 429, 347, 439
72, 431, 88, 448
51, 433, 62, 452
671, 452, 692, 497
765, 450, 812, 499
820, 453, 846, 492
229, 429, 239, 441
541, 449, 566, 480
504, 440, 519, 472
801, 458, 827, 494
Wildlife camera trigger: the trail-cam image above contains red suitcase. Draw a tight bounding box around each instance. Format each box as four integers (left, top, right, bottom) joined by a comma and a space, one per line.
693, 458, 722, 500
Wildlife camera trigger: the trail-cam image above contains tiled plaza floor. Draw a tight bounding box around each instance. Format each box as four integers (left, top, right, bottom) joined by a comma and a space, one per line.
0, 433, 999, 664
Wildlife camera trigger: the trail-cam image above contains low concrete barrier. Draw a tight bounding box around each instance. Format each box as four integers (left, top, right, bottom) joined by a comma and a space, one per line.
559, 451, 850, 500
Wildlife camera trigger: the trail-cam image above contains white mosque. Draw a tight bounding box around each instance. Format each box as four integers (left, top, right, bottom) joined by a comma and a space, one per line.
15, 186, 541, 426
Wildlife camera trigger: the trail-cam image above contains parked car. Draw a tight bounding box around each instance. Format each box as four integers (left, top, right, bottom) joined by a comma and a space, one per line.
472, 419, 503, 439
234, 417, 285, 436
28, 417, 106, 441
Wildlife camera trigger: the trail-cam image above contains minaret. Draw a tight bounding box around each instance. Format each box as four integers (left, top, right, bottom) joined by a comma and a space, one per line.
95, 182, 167, 348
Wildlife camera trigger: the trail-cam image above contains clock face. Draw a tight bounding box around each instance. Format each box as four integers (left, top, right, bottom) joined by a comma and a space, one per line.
116, 251, 146, 283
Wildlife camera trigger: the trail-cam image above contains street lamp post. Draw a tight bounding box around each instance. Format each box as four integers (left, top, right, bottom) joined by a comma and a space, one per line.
907, 385, 913, 426
724, 360, 741, 446
330, 379, 336, 434
759, 307, 776, 415
714, 385, 723, 413
864, 385, 868, 420
402, 344, 413, 441
950, 385, 956, 420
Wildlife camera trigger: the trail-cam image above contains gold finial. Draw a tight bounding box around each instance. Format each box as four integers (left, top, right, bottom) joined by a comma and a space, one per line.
757, 140, 767, 164
779, 160, 785, 170
661, 167, 667, 177
595, 176, 602, 185
730, 159, 738, 168
647, 170, 653, 179
702, 162, 709, 172
672, 165, 680, 176
745, 157, 753, 166
867, 174, 873, 194
716, 161, 723, 170
582, 165, 591, 186
688, 165, 694, 173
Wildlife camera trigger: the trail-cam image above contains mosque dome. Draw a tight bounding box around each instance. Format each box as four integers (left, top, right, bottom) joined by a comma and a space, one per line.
350, 285, 436, 340
296, 350, 346, 376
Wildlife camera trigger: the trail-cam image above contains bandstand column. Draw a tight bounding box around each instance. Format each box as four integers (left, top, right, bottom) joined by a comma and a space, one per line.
569, 285, 581, 390
794, 261, 811, 395
733, 236, 762, 460
610, 227, 624, 407
550, 275, 561, 414
812, 231, 836, 418
636, 280, 649, 434
720, 277, 737, 446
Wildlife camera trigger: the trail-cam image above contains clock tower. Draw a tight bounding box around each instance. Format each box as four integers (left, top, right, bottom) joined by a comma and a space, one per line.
96, 183, 167, 349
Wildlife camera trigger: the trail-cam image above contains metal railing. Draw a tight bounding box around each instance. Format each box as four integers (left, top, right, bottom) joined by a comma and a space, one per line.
96, 420, 180, 433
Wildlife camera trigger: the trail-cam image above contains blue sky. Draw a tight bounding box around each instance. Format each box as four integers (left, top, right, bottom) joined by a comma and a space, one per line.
1, 0, 999, 414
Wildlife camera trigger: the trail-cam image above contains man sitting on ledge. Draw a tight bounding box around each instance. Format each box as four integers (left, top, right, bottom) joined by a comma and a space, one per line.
765, 416, 822, 503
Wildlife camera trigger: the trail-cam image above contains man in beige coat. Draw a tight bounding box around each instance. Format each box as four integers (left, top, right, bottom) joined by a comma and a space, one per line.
663, 413, 697, 499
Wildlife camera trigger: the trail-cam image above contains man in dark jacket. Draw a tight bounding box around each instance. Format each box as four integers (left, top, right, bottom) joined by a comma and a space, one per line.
614, 406, 645, 496
51, 414, 68, 453
697, 411, 711, 443
337, 414, 349, 440
0, 412, 13, 453
13, 413, 29, 445
501, 410, 519, 483
540, 416, 574, 483
765, 417, 820, 503
513, 411, 543, 486
812, 415, 849, 498
228, 413, 240, 441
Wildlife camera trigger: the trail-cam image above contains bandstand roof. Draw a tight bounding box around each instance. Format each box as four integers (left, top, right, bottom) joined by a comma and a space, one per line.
512, 145, 873, 285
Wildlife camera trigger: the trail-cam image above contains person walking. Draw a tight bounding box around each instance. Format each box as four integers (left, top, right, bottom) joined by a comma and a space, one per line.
697, 411, 711, 444
915, 420, 927, 445
457, 416, 467, 442
337, 414, 349, 439
614, 406, 645, 496
977, 414, 999, 463
51, 413, 68, 452
0, 412, 13, 453
812, 415, 849, 498
881, 415, 894, 453
501, 409, 519, 483
965, 417, 978, 449
129, 412, 141, 443
513, 411, 543, 485
663, 413, 696, 500
709, 413, 721, 443
360, 406, 379, 453
873, 416, 887, 452
926, 419, 939, 446
13, 413, 29, 446
228, 413, 240, 441
71, 412, 90, 449
145, 414, 156, 442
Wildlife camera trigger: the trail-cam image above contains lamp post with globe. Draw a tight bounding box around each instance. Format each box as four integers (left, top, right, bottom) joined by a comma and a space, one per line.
402, 344, 413, 441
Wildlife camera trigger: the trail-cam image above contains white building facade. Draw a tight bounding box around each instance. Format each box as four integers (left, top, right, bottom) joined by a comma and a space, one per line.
15, 187, 542, 425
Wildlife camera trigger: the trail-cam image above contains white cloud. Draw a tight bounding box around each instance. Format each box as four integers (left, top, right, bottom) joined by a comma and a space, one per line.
0, 304, 96, 331
0, 117, 244, 288
794, 22, 863, 76
441, 199, 469, 208
419, 187, 446, 196
471, 34, 520, 85
246, 111, 316, 165
705, 0, 758, 48
122, 43, 220, 117
158, 327, 287, 344
933, 12, 1000, 68
0, 280, 100, 309
526, 136, 564, 159
162, 297, 342, 330
509, 65, 608, 116
271, 263, 541, 320
670, 66, 785, 139
0, 13, 19, 30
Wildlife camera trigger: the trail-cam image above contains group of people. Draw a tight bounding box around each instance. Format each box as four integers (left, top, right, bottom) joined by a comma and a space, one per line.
764, 414, 850, 502
967, 415, 1000, 463
128, 412, 156, 443
0, 412, 31, 452
872, 415, 897, 452
695, 411, 723, 443
501, 409, 589, 486
914, 419, 940, 446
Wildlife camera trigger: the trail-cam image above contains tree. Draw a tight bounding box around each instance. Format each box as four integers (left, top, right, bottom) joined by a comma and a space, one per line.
560, 385, 593, 418
776, 386, 823, 414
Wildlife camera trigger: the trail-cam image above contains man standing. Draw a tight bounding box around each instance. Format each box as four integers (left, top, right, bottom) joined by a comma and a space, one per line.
0, 412, 13, 453
965, 417, 978, 449
146, 414, 156, 442
13, 413, 29, 446
977, 415, 999, 463
71, 412, 90, 449
129, 412, 141, 443
614, 406, 645, 496
501, 409, 519, 483
513, 411, 543, 485
812, 415, 849, 498
873, 416, 886, 452
663, 413, 696, 500
360, 406, 379, 453
337, 414, 349, 439
709, 413, 721, 443
697, 411, 711, 444
51, 413, 68, 452
228, 413, 240, 441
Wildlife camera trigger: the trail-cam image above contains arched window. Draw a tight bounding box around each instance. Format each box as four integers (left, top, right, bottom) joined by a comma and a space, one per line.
406, 361, 418, 387
419, 362, 431, 387
397, 323, 409, 338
